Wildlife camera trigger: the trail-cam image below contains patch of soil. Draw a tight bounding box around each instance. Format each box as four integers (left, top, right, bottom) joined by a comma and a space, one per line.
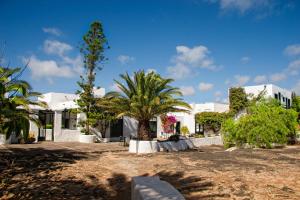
0, 143, 299, 199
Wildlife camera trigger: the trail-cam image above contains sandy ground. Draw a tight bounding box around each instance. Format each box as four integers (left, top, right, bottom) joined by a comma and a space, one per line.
0, 142, 299, 200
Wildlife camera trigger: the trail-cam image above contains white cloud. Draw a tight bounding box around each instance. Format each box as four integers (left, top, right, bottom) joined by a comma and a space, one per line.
253, 75, 267, 84
44, 40, 72, 57
270, 73, 286, 82
109, 83, 122, 92
286, 59, 300, 75
25, 55, 76, 80
167, 45, 221, 79
117, 55, 135, 65
292, 80, 300, 95
173, 45, 218, 70
167, 63, 191, 80
284, 44, 300, 56
209, 0, 271, 14
61, 55, 84, 74
214, 91, 222, 97
42, 27, 62, 36
146, 68, 157, 74
241, 56, 250, 64
214, 91, 223, 102
234, 75, 250, 86
180, 86, 195, 96
199, 82, 214, 92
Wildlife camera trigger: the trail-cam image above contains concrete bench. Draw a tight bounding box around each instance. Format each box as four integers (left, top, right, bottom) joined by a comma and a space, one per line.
132, 176, 185, 200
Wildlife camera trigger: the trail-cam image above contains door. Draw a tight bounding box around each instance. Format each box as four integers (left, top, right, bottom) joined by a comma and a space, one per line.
110, 118, 123, 137
175, 122, 181, 134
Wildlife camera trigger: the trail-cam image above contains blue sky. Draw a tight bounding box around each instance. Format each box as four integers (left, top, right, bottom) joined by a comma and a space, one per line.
1, 0, 300, 103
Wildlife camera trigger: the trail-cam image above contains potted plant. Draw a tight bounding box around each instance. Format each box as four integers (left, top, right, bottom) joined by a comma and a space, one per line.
100, 70, 191, 153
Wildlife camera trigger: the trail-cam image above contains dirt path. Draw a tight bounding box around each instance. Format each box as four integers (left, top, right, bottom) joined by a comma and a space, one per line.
1, 142, 299, 199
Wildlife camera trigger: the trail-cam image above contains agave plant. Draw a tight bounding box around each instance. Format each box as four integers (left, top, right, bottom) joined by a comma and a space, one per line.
0, 66, 46, 141
100, 70, 191, 140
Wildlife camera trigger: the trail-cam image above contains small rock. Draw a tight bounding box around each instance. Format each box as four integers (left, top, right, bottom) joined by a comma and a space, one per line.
226, 147, 238, 152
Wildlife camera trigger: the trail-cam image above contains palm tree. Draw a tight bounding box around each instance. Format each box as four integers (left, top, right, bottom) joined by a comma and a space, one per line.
100, 70, 191, 140
0, 66, 46, 141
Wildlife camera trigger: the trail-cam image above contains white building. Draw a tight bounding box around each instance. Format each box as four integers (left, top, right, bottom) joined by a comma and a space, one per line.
28, 88, 229, 143
243, 84, 292, 108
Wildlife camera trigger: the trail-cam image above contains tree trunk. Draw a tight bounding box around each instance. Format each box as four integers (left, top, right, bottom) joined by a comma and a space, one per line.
137, 120, 151, 140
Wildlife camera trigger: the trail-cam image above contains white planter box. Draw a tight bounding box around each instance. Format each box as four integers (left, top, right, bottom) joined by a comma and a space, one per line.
129, 140, 159, 154
0, 134, 11, 145
79, 134, 96, 143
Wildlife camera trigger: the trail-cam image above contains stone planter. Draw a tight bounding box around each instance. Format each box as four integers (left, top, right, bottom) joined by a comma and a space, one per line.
0, 134, 10, 145
79, 134, 96, 143
129, 140, 159, 153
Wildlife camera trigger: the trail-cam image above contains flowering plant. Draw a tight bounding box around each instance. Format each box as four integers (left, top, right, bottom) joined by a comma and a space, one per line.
161, 114, 177, 133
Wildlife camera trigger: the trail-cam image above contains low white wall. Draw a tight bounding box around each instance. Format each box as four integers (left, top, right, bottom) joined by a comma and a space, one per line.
45, 129, 53, 141
188, 136, 223, 147
54, 129, 81, 142
0, 134, 9, 145
129, 140, 159, 153
129, 136, 223, 153
131, 176, 185, 200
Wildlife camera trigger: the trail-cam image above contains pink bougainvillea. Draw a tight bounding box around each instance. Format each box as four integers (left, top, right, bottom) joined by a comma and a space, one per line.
161, 114, 177, 133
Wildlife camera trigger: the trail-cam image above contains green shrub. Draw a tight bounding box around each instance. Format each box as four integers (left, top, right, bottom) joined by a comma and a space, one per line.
194, 134, 204, 138
195, 112, 227, 133
46, 124, 53, 129
229, 87, 248, 114
180, 126, 190, 136
222, 99, 297, 148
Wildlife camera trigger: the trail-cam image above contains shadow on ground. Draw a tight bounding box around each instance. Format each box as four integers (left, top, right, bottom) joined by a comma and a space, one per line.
0, 147, 212, 200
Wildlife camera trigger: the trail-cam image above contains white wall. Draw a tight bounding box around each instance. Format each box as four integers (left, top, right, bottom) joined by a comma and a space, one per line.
243, 84, 292, 107
123, 116, 138, 138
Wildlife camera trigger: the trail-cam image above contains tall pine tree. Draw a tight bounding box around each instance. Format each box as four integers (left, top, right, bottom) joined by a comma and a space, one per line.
77, 21, 108, 135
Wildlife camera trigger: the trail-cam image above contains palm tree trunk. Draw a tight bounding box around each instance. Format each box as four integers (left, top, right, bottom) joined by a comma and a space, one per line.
138, 120, 151, 140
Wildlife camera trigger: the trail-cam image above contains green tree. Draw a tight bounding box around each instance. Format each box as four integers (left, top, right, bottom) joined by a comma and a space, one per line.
229, 87, 248, 114
195, 112, 226, 134
222, 99, 297, 148
76, 21, 109, 135
0, 66, 46, 141
100, 70, 191, 140
291, 92, 300, 112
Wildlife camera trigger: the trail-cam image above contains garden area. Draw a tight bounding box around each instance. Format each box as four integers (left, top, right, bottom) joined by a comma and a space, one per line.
0, 142, 299, 200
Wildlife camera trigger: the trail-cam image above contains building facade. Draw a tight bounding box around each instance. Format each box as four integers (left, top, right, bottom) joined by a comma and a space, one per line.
243, 84, 292, 108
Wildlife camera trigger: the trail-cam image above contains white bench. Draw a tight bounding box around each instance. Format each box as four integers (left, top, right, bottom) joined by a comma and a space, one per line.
132, 176, 185, 200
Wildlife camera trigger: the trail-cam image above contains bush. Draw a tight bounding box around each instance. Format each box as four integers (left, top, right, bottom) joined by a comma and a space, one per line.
195, 112, 227, 134
222, 99, 298, 148
229, 87, 248, 114
180, 126, 189, 136
194, 134, 204, 138
46, 124, 53, 129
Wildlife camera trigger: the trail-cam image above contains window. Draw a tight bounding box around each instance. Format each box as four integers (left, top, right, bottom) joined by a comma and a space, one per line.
195, 122, 204, 134
278, 92, 281, 101
287, 99, 291, 109
149, 118, 157, 135
274, 93, 278, 100
62, 110, 77, 129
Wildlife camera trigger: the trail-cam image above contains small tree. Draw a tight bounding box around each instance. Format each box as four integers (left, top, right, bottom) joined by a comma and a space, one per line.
180, 126, 190, 136
0, 66, 46, 141
195, 112, 225, 134
229, 87, 248, 115
222, 99, 297, 148
76, 21, 109, 135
